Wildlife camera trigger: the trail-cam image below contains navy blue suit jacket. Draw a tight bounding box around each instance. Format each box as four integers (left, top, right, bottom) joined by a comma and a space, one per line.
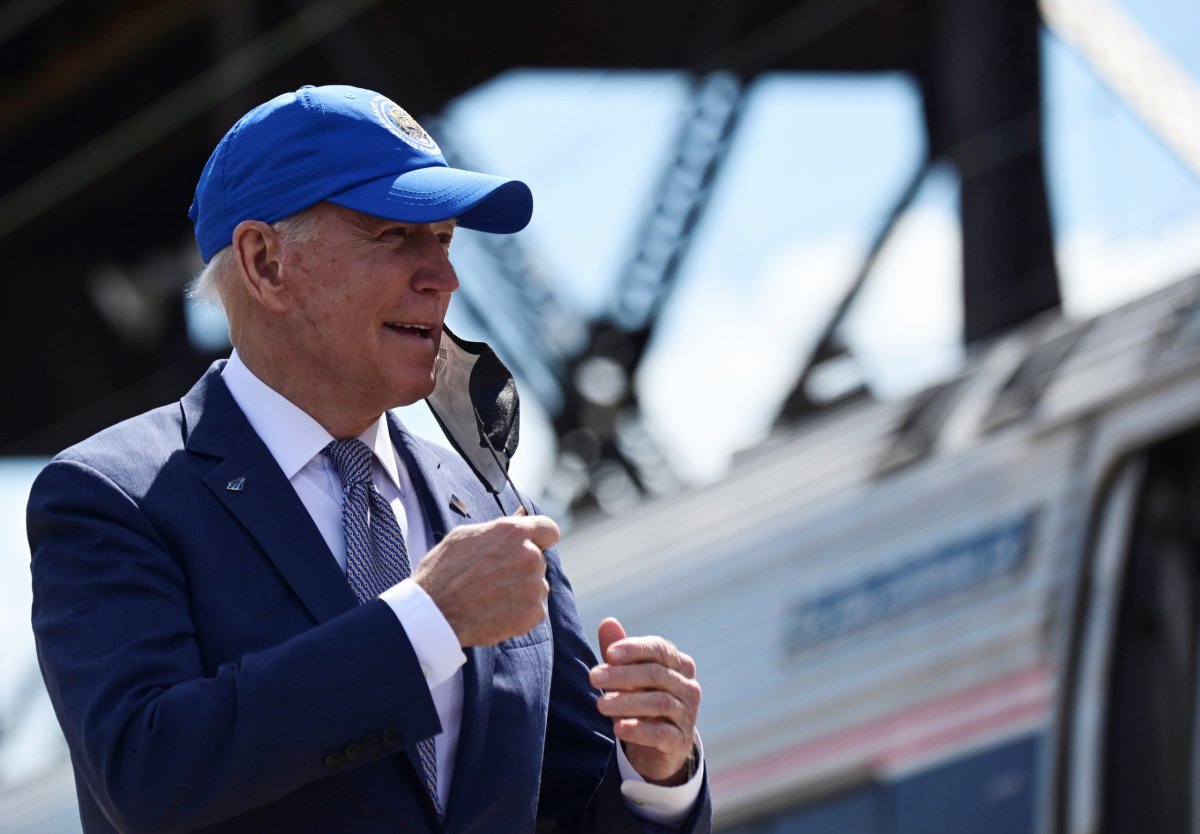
28, 364, 712, 833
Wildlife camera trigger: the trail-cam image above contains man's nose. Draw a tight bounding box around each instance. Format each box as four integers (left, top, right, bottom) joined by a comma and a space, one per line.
412, 228, 460, 294
414, 257, 459, 294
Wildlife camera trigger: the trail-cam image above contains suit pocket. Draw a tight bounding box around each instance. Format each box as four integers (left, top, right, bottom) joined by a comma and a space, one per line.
498, 618, 551, 650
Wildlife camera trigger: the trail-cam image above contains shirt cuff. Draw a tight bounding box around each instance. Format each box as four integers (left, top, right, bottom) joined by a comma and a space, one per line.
380, 578, 466, 688
617, 732, 705, 827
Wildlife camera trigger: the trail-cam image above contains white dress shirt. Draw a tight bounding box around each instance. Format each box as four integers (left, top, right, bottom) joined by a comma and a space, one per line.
221, 351, 701, 824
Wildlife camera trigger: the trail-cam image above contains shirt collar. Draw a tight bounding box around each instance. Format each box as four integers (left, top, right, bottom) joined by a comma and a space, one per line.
357, 413, 404, 494
221, 349, 404, 493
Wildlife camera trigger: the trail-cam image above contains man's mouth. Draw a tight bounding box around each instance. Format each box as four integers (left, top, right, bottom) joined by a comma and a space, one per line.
383, 322, 434, 340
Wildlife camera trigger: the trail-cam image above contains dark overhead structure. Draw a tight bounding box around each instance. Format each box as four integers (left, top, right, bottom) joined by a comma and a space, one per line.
2, 0, 1058, 515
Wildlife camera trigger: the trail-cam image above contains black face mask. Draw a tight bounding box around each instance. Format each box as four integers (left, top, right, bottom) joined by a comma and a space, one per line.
425, 327, 527, 508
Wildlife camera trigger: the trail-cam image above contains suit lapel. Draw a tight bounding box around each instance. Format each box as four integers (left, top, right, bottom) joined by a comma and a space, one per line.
389, 414, 500, 823
183, 365, 357, 624
387, 413, 500, 544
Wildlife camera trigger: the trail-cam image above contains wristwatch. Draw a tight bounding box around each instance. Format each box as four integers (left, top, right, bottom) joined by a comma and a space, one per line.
681, 745, 699, 781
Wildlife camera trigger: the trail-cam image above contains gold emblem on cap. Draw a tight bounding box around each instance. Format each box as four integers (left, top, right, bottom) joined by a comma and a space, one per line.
370, 95, 439, 154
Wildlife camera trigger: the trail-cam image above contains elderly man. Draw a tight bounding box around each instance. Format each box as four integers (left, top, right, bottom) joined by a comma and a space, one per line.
29, 84, 710, 833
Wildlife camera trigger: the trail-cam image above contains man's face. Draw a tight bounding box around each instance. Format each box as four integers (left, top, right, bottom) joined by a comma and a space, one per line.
277, 202, 460, 417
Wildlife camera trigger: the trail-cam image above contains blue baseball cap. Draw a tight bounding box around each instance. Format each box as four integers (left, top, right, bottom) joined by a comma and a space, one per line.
188, 84, 533, 262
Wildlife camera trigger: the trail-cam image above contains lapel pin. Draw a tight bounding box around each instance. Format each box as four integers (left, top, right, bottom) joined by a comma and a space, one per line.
449, 494, 470, 517
225, 476, 247, 492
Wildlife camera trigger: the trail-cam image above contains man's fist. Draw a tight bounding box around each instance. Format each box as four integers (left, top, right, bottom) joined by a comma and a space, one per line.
413, 514, 559, 647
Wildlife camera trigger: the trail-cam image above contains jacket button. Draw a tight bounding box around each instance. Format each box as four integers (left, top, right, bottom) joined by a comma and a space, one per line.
324, 751, 346, 770
363, 734, 382, 754
382, 728, 400, 747
344, 742, 363, 762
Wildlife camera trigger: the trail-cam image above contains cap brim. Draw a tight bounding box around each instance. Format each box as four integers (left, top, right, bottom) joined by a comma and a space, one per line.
327, 165, 533, 234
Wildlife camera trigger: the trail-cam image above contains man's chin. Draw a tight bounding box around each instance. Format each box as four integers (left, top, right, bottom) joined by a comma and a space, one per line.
387, 374, 437, 409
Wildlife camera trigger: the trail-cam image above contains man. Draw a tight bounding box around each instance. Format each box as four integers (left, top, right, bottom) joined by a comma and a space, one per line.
29, 84, 711, 833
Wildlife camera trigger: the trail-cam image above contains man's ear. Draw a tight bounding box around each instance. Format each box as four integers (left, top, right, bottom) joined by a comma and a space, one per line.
230, 220, 288, 312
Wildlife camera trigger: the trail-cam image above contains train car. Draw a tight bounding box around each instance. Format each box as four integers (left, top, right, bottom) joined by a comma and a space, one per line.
562, 271, 1200, 833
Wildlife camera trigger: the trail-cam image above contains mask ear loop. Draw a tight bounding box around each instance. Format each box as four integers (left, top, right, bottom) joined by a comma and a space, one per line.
474, 409, 549, 601
474, 406, 532, 516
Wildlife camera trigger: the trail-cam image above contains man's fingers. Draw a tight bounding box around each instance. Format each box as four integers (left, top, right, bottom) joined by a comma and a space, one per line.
597, 617, 626, 664
601, 635, 694, 678
589, 663, 701, 711
590, 656, 699, 693
597, 689, 691, 725
612, 717, 691, 755
483, 513, 559, 551
590, 660, 671, 690
517, 514, 560, 550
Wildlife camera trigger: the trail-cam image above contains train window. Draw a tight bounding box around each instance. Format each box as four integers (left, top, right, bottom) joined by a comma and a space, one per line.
1157, 290, 1200, 365
982, 323, 1088, 431
876, 376, 969, 473
1064, 431, 1200, 834
1099, 435, 1200, 833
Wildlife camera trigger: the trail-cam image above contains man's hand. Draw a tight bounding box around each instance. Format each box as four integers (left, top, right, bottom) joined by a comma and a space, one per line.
413, 514, 559, 647
590, 617, 701, 786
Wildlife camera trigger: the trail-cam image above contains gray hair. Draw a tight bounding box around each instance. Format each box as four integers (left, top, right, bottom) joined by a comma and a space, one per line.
187, 209, 323, 311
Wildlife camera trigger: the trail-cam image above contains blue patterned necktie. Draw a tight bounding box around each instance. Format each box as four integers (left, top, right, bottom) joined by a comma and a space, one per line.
323, 439, 443, 819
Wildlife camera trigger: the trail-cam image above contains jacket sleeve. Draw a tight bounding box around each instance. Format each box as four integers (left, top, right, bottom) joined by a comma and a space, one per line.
535, 542, 713, 834
28, 457, 441, 833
